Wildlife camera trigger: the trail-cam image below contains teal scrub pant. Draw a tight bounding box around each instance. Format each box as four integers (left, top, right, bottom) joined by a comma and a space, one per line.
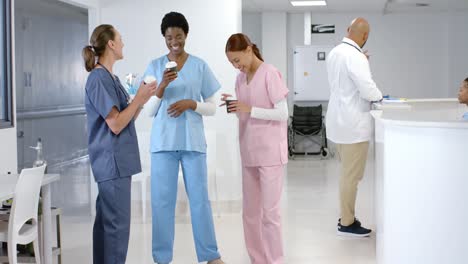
151, 151, 220, 263
93, 176, 131, 264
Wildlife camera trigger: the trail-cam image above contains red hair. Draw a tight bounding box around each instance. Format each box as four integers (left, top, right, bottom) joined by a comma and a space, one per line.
225, 33, 263, 62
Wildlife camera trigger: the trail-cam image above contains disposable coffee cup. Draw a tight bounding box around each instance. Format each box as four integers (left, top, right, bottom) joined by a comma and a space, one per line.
143, 75, 156, 84
225, 99, 238, 113
165, 61, 178, 73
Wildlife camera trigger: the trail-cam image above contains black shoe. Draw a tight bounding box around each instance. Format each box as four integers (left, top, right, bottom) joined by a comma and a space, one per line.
338, 217, 361, 227
337, 220, 372, 237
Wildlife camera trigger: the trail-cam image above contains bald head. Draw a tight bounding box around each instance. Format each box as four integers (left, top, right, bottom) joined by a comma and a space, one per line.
347, 17, 370, 48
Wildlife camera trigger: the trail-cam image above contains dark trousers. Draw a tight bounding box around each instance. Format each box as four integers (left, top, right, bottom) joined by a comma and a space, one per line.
93, 176, 132, 264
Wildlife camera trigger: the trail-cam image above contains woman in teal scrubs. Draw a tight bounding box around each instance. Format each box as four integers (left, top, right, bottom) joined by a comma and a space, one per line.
143, 12, 224, 264
83, 24, 156, 264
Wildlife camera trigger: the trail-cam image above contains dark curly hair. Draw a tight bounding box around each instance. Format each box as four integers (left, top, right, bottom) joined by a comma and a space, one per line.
161, 12, 189, 36
465, 77, 468, 83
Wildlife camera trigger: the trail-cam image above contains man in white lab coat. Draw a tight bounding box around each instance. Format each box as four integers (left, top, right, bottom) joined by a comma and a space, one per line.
326, 17, 383, 237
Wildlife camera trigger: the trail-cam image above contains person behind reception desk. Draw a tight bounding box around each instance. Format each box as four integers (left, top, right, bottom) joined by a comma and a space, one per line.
458, 77, 468, 120
325, 17, 383, 237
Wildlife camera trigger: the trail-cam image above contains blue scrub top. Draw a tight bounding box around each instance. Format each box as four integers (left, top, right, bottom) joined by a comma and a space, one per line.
463, 112, 468, 120
85, 68, 142, 182
144, 55, 220, 153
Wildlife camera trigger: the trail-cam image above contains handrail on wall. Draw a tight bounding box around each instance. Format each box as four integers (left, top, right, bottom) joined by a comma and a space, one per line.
17, 105, 86, 120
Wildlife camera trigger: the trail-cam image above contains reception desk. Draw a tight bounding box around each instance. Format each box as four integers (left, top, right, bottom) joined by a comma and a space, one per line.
371, 99, 468, 264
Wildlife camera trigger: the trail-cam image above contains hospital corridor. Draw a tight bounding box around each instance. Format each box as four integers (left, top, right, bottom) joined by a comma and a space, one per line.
0, 0, 467, 264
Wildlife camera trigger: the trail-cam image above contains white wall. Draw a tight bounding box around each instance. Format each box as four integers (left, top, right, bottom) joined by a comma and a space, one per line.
0, 0, 18, 174
294, 12, 468, 99
93, 0, 243, 201
448, 12, 468, 95
242, 11, 262, 51
262, 12, 287, 81
244, 11, 468, 101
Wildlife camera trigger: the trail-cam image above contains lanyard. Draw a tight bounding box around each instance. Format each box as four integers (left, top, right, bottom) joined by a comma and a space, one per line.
96, 62, 131, 104
342, 42, 362, 53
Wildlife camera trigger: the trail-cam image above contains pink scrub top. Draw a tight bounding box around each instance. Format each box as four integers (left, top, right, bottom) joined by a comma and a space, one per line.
235, 63, 289, 167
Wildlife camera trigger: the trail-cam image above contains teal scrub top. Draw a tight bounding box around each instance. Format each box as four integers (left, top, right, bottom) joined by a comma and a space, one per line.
144, 55, 220, 153
85, 68, 142, 182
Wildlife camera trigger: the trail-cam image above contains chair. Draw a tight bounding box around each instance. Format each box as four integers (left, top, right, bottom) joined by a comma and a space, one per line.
51, 207, 62, 264
38, 207, 62, 264
288, 104, 329, 158
132, 131, 151, 223
0, 164, 46, 264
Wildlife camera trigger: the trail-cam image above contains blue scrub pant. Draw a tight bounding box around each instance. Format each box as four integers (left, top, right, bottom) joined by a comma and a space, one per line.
93, 176, 131, 264
151, 151, 220, 263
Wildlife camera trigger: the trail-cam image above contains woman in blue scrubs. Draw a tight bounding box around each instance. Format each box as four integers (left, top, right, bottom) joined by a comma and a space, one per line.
143, 12, 225, 264
82, 24, 157, 264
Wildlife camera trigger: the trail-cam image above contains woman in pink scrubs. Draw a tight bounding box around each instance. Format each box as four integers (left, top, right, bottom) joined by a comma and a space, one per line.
222, 33, 289, 264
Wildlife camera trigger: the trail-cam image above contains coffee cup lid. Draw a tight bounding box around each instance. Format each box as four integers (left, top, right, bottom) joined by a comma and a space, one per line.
166, 61, 177, 68
144, 75, 156, 84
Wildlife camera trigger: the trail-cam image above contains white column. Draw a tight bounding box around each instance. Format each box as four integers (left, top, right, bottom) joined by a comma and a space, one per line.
262, 12, 287, 81
304, 12, 311, 45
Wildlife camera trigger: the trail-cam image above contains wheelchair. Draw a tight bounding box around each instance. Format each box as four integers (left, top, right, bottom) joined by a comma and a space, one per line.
288, 104, 329, 159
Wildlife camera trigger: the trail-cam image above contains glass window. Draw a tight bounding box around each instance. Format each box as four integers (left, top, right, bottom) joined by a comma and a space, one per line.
0, 0, 12, 128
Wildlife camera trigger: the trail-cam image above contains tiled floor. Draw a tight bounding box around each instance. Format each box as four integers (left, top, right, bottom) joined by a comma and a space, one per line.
59, 156, 376, 264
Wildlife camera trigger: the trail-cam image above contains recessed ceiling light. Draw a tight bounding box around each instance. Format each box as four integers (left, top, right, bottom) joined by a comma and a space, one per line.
290, 1, 327, 7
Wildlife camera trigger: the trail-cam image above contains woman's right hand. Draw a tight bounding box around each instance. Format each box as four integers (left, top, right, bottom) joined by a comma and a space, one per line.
134, 81, 157, 105
159, 69, 178, 90
219, 93, 233, 106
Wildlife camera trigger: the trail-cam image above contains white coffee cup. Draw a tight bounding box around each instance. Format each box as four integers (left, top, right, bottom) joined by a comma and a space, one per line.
144, 75, 156, 84
165, 61, 178, 73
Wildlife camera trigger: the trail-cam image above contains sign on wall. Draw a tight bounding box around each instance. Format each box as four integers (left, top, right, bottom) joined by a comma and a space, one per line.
311, 24, 335, 34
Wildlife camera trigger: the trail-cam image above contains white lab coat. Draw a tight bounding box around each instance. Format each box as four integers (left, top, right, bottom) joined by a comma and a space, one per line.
325, 37, 383, 144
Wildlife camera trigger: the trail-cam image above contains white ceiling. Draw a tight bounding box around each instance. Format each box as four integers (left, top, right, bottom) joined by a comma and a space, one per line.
243, 0, 468, 13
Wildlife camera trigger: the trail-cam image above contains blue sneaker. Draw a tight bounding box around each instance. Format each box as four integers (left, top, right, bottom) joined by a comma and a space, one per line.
337, 220, 371, 237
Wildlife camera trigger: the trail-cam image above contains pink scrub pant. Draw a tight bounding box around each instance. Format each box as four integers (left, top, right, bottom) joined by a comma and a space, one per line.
242, 165, 285, 264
